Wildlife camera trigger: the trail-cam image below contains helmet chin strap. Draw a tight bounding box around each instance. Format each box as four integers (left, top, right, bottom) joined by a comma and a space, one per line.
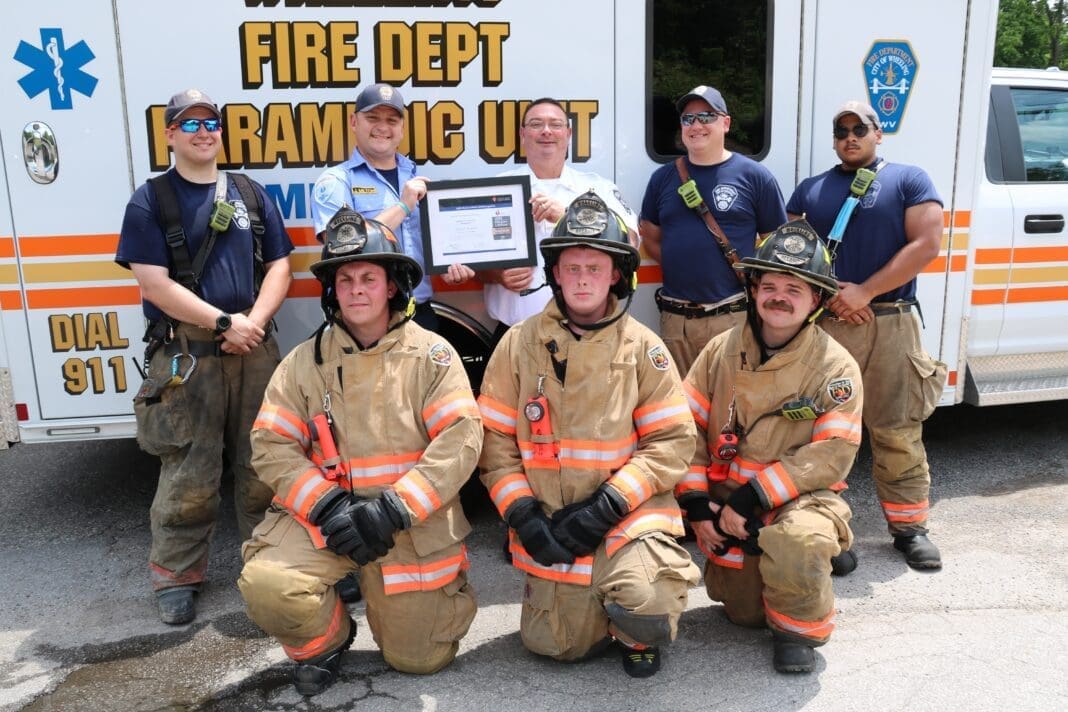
552, 289, 634, 332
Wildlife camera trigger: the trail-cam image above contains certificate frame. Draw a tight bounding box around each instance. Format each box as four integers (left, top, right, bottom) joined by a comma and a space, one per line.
419, 175, 536, 274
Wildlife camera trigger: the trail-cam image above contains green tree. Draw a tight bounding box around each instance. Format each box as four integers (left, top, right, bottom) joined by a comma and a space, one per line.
996, 0, 1068, 68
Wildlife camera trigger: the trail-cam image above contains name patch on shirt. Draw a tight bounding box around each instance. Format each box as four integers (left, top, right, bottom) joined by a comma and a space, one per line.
352, 186, 377, 195
647, 345, 671, 371
827, 378, 855, 404
429, 342, 452, 367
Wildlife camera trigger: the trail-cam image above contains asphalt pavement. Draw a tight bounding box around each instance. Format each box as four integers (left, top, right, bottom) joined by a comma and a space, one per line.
0, 400, 1065, 711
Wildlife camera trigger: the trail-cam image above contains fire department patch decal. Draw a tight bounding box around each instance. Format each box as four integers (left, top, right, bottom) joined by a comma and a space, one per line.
429, 342, 452, 367
712, 184, 738, 211
647, 345, 671, 371
828, 378, 854, 404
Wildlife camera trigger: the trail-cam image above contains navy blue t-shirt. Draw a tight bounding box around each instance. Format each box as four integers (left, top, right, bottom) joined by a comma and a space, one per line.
116, 169, 293, 321
786, 159, 942, 302
641, 154, 786, 303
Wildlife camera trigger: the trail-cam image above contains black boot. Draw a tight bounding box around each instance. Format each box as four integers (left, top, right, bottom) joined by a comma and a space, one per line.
619, 643, 661, 678
336, 572, 362, 604
893, 534, 942, 570
772, 638, 815, 674
293, 617, 357, 696
156, 586, 197, 625
830, 549, 858, 576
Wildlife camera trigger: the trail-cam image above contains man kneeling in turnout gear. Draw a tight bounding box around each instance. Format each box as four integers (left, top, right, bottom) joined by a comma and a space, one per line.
238, 209, 481, 696
677, 218, 863, 673
478, 192, 701, 678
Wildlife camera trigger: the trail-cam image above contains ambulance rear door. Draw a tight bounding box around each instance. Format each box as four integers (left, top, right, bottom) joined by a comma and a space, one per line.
1, 0, 140, 442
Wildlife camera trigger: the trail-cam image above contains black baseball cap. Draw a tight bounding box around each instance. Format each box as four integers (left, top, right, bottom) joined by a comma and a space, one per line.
356, 83, 405, 114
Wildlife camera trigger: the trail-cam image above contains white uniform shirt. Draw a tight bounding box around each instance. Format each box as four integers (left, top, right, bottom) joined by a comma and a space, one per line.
485, 165, 639, 326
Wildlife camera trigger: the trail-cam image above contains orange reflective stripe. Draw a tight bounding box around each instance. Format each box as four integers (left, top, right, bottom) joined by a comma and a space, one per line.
282, 597, 347, 661
765, 599, 835, 641
604, 508, 684, 556
829, 480, 848, 493
478, 394, 518, 436
881, 500, 929, 523
381, 546, 467, 594
277, 502, 328, 549
684, 381, 710, 431
709, 546, 744, 569
254, 404, 311, 451
633, 396, 691, 437
812, 411, 862, 444
607, 465, 653, 510
754, 462, 799, 508
728, 456, 763, 484
489, 473, 535, 517
517, 441, 561, 471
674, 466, 709, 498
346, 451, 422, 487
282, 469, 336, 520
510, 532, 594, 585
557, 434, 637, 470
423, 391, 479, 439
394, 471, 441, 522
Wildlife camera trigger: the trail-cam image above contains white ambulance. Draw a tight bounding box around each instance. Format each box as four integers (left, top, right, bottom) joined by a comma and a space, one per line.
1, 0, 1066, 446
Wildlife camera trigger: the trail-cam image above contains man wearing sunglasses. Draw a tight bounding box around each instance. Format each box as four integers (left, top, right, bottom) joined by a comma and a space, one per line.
311, 83, 472, 333
640, 84, 787, 378
117, 89, 294, 624
786, 100, 946, 571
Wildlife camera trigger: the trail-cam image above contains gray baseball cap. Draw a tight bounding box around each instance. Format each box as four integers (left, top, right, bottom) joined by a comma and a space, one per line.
356, 83, 406, 114
833, 100, 882, 130
676, 85, 728, 114
164, 89, 220, 125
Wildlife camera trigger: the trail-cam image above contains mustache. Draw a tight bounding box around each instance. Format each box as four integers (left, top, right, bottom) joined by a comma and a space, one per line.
762, 299, 794, 312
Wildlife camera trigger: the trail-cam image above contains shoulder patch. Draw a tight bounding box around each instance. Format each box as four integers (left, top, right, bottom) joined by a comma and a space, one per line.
827, 378, 855, 404
429, 342, 453, 367
647, 345, 671, 371
313, 174, 339, 203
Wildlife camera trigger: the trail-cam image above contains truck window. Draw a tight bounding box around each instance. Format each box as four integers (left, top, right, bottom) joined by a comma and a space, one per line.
647, 0, 770, 160
1011, 87, 1068, 182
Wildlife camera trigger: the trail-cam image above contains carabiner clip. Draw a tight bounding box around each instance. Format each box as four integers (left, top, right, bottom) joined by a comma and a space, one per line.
167, 353, 197, 386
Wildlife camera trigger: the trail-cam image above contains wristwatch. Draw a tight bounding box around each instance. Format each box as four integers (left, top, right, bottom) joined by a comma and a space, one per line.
213, 312, 232, 335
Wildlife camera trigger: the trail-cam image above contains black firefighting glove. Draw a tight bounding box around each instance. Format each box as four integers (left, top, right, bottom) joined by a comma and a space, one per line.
505, 497, 575, 567
308, 487, 352, 527
679, 493, 715, 522
550, 485, 628, 557
321, 490, 410, 565
712, 484, 764, 557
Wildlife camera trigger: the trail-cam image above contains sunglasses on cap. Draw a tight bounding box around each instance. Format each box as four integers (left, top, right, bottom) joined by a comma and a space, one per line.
833, 124, 871, 139
680, 112, 724, 126
173, 118, 223, 133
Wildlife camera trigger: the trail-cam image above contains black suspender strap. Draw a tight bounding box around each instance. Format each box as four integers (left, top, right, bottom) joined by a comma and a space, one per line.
230, 173, 267, 292
149, 173, 198, 292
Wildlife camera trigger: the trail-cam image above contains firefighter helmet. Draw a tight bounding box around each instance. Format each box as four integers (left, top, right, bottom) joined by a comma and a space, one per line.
736, 218, 838, 295
540, 191, 640, 299
310, 207, 422, 317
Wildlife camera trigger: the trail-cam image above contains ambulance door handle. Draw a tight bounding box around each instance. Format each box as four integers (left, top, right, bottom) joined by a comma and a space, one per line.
1024, 214, 1064, 234
22, 121, 59, 185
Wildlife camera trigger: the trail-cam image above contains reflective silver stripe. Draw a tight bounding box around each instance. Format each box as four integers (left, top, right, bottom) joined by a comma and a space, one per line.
290, 472, 329, 514
478, 401, 516, 429
426, 397, 475, 434
634, 401, 689, 429
491, 478, 531, 506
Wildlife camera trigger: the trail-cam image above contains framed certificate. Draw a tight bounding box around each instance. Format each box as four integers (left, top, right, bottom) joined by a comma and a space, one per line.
419, 176, 537, 274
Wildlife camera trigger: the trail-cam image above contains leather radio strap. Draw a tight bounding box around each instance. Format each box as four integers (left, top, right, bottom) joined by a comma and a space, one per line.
675, 157, 747, 286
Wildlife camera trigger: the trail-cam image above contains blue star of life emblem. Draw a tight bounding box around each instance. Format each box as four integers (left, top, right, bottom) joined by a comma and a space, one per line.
14, 28, 98, 110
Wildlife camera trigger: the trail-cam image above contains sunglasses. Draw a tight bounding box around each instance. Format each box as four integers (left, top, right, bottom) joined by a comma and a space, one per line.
174, 118, 223, 133
833, 124, 871, 139
680, 112, 724, 126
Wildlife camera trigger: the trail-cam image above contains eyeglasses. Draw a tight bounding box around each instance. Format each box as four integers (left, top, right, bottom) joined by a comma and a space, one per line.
833, 124, 870, 139
680, 112, 724, 126
174, 118, 223, 133
524, 119, 568, 131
